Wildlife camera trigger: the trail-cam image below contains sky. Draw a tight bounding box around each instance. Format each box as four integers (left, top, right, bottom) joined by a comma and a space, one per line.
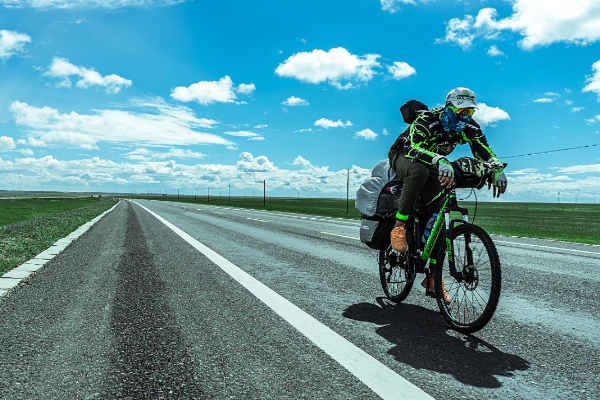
1, 0, 600, 203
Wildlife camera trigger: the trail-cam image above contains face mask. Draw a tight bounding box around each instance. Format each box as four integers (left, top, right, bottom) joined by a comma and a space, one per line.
440, 106, 472, 134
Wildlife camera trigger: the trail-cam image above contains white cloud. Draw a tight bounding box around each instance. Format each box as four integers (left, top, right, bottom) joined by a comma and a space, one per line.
124, 148, 207, 161
236, 152, 276, 172
281, 96, 309, 106
583, 59, 600, 100
487, 45, 505, 57
0, 136, 15, 151
440, 1, 600, 50
382, 128, 390, 136
534, 98, 554, 103
293, 155, 312, 167
386, 61, 416, 80
0, 0, 187, 9
355, 128, 377, 140
585, 115, 600, 124
236, 83, 256, 95
564, 100, 573, 105
544, 91, 560, 97
554, 164, 600, 174
294, 128, 313, 133
223, 130, 264, 140
19, 148, 34, 156
572, 107, 585, 112
275, 47, 381, 89
254, 124, 268, 129
380, 0, 431, 13
44, 57, 132, 94
0, 29, 31, 60
9, 98, 233, 147
472, 103, 510, 128
314, 118, 353, 129
17, 137, 46, 147
170, 76, 254, 105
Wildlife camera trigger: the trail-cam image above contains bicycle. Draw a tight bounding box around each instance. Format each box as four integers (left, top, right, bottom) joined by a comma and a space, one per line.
378, 165, 504, 333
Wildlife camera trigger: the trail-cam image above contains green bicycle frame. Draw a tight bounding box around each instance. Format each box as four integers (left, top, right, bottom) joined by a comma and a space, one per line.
421, 197, 449, 261
416, 188, 473, 279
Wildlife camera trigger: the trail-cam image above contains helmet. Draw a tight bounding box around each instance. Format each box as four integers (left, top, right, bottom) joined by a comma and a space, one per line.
446, 87, 477, 109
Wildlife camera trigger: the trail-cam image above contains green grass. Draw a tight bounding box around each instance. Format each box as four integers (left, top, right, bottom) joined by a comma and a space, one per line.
136, 194, 600, 245
0, 197, 117, 274
457, 201, 600, 245
0, 197, 105, 227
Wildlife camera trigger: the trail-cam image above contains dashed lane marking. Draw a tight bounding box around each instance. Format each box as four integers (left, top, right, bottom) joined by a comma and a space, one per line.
133, 201, 433, 400
495, 240, 600, 256
321, 232, 360, 240
246, 218, 269, 223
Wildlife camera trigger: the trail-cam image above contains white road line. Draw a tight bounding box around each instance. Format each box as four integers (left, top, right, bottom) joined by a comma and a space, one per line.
495, 240, 600, 256
133, 201, 433, 400
321, 232, 360, 240
246, 218, 269, 223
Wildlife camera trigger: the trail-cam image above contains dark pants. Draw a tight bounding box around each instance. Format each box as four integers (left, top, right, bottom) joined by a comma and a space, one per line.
388, 151, 445, 217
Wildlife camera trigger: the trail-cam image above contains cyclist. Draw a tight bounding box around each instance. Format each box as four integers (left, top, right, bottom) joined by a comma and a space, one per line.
388, 88, 507, 300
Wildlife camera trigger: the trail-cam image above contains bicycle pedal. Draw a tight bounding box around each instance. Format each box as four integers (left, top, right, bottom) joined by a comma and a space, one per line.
425, 289, 436, 298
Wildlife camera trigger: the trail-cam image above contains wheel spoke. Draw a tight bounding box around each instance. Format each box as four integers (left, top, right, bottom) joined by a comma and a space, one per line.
435, 225, 501, 333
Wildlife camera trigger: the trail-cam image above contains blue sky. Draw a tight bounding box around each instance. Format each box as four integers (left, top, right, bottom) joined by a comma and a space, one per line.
1, 0, 600, 202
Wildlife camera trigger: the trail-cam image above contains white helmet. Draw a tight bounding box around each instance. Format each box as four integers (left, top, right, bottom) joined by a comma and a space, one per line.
446, 87, 477, 108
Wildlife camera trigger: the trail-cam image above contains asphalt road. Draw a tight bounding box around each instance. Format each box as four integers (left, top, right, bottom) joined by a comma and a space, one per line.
0, 199, 598, 399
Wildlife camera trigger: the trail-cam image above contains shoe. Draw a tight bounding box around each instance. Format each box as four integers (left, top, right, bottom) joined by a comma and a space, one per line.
390, 225, 407, 253
421, 278, 451, 305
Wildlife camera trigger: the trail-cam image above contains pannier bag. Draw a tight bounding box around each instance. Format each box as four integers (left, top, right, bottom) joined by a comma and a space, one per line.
356, 159, 403, 250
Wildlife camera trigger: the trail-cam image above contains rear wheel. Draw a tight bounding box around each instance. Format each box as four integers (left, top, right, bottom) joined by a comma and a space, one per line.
379, 245, 415, 302
434, 224, 501, 333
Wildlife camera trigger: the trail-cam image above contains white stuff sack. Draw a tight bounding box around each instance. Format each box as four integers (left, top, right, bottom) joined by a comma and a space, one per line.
355, 159, 400, 217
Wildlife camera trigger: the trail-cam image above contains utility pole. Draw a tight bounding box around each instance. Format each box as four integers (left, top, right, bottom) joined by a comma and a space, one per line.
558, 191, 560, 203
208, 187, 210, 202
263, 180, 266, 207
195, 187, 197, 201
229, 184, 231, 203
346, 168, 350, 214
178, 188, 179, 199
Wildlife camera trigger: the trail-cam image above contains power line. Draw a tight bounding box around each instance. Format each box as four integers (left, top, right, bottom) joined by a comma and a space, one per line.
500, 143, 600, 159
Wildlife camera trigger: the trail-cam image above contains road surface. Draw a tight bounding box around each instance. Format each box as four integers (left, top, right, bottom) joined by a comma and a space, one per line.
0, 199, 598, 399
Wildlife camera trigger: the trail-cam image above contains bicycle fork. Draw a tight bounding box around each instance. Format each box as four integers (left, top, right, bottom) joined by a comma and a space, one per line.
420, 194, 475, 282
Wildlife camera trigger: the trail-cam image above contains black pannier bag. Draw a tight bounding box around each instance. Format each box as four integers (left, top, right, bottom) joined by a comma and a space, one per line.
355, 160, 403, 250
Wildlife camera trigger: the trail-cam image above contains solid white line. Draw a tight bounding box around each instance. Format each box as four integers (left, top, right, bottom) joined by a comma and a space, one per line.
133, 201, 433, 400
495, 240, 600, 256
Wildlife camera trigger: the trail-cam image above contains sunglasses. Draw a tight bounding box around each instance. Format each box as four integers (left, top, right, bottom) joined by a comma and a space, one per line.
448, 106, 475, 116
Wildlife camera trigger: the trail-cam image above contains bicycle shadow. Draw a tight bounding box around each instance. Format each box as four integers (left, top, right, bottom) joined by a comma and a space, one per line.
343, 298, 530, 388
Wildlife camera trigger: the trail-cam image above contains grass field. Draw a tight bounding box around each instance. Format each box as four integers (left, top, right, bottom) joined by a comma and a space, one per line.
133, 194, 600, 245
0, 197, 106, 227
0, 197, 116, 274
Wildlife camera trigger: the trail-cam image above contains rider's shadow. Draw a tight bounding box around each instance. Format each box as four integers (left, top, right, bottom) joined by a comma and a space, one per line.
343, 298, 530, 388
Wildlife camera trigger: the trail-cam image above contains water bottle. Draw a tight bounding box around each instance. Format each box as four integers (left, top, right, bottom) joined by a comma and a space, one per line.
421, 213, 438, 244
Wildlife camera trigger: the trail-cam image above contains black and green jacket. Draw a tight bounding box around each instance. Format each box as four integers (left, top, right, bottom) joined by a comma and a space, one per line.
389, 106, 501, 166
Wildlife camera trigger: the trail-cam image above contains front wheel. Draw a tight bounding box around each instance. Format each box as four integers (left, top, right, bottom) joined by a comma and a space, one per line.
379, 245, 415, 302
434, 224, 501, 333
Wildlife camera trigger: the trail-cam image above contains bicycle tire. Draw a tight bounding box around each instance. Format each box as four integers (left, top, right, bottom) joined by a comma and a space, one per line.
434, 224, 501, 333
379, 245, 415, 303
